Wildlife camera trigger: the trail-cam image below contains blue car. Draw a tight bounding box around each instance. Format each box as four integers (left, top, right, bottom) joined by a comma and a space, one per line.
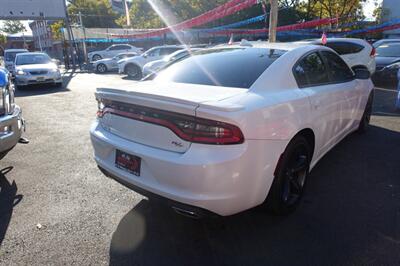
0, 68, 25, 160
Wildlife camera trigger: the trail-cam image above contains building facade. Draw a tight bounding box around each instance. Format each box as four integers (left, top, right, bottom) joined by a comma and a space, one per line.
29, 20, 54, 52
382, 0, 400, 38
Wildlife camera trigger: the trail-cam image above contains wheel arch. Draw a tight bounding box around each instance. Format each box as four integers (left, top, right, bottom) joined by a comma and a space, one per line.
124, 62, 141, 73
92, 54, 102, 60
274, 128, 316, 177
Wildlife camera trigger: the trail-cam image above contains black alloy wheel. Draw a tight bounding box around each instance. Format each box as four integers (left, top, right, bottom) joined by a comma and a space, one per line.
264, 136, 311, 215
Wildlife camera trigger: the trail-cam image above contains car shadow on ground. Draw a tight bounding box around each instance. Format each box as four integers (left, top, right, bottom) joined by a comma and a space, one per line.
121, 76, 141, 81
109, 125, 400, 266
14, 70, 75, 98
0, 167, 23, 246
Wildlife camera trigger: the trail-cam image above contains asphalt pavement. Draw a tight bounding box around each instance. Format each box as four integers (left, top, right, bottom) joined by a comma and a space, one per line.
0, 71, 399, 265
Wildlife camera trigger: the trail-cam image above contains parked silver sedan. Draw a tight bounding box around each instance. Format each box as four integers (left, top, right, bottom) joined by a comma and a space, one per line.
93, 52, 138, 73
14, 52, 62, 89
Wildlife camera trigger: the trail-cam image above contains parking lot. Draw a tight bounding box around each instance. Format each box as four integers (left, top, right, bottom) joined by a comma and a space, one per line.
0, 71, 399, 265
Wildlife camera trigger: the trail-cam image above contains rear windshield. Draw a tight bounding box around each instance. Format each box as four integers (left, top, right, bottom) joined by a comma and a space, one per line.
154, 48, 287, 88
325, 42, 364, 55
16, 54, 51, 65
5, 51, 27, 62
376, 43, 400, 57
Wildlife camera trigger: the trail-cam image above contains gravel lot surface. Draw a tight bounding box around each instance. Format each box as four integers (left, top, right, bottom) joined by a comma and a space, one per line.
0, 72, 399, 265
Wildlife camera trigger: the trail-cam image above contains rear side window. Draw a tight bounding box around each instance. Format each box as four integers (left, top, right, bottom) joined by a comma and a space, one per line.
293, 52, 330, 87
325, 42, 364, 55
321, 51, 354, 83
154, 48, 287, 89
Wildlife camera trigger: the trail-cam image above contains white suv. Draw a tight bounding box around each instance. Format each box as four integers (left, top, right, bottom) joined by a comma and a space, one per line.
118, 45, 183, 79
297, 38, 376, 74
88, 44, 142, 62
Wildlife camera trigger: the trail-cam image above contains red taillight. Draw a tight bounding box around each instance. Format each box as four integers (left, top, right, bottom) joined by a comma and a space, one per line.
370, 47, 376, 57
97, 99, 244, 145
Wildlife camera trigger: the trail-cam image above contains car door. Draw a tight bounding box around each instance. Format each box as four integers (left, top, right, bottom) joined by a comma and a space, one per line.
293, 51, 342, 159
108, 45, 122, 58
144, 48, 160, 64
104, 46, 113, 58
320, 50, 359, 134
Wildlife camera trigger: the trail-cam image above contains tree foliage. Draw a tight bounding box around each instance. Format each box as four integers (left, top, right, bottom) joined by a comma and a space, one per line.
50, 21, 65, 40
0, 21, 26, 34
65, 0, 367, 30
114, 0, 366, 29
67, 0, 120, 28
0, 33, 6, 44
296, 0, 365, 23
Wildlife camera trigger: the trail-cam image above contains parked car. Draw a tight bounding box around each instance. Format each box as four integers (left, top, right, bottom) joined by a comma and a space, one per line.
142, 48, 202, 77
14, 52, 63, 89
88, 44, 142, 62
90, 42, 374, 217
4, 49, 29, 74
296, 38, 376, 74
118, 45, 183, 79
0, 68, 25, 160
371, 41, 400, 86
372, 38, 400, 48
93, 52, 138, 73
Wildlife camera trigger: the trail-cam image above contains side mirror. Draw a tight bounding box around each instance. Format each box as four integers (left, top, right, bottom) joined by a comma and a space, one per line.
143, 54, 148, 58
353, 68, 370, 80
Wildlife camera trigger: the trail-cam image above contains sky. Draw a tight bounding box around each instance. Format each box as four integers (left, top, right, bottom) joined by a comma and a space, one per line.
2, 0, 384, 35
363, 0, 382, 20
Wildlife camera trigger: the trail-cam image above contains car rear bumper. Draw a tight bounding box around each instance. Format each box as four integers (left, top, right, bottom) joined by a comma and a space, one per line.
0, 105, 24, 154
90, 121, 286, 216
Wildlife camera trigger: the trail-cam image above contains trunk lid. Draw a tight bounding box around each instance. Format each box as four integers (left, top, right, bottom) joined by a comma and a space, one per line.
96, 81, 246, 153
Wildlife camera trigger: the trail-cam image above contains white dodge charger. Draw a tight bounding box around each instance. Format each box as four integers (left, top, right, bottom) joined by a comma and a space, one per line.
90, 42, 374, 217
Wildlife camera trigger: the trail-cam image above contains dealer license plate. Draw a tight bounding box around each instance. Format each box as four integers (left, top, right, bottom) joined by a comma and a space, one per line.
115, 149, 141, 176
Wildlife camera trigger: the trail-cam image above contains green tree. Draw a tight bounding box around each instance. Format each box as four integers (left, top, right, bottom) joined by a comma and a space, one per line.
117, 0, 234, 29
67, 0, 120, 28
0, 33, 6, 43
297, 0, 365, 23
0, 21, 26, 34
50, 21, 65, 40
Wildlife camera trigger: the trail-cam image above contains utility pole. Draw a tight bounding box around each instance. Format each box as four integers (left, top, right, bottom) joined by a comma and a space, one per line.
124, 0, 131, 27
268, 0, 278, 43
78, 11, 88, 63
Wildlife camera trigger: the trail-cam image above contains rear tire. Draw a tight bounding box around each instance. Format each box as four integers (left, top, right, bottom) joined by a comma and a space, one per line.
125, 64, 142, 80
263, 136, 311, 215
357, 92, 374, 134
